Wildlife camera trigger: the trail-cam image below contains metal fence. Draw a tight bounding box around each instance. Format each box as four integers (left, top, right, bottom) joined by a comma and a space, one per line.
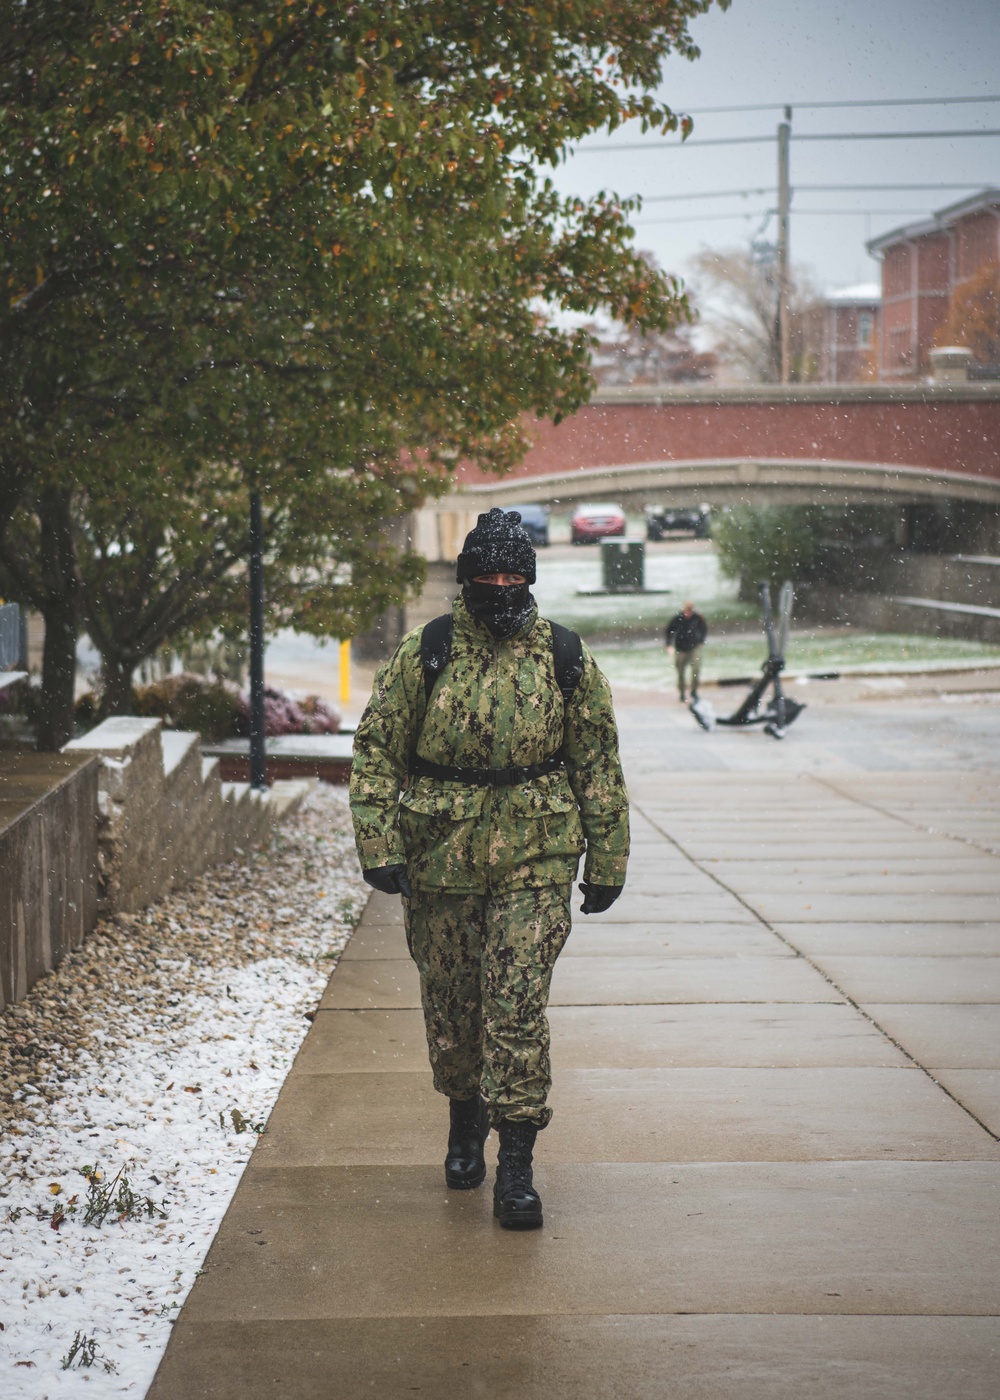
0, 603, 23, 671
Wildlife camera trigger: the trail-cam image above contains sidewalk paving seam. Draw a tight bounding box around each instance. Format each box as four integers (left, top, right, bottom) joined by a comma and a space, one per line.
811, 774, 1000, 860
632, 798, 1000, 1146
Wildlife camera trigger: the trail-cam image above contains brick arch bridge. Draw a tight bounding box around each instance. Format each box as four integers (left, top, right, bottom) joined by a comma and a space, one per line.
395, 381, 1000, 653
447, 382, 1000, 514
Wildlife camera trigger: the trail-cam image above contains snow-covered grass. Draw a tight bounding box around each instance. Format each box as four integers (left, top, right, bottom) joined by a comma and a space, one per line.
530, 544, 1000, 683
532, 543, 751, 637
0, 786, 366, 1397
591, 630, 1000, 691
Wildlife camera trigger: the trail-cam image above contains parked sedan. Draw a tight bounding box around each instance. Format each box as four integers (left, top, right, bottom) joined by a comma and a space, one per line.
571, 503, 627, 544
502, 503, 550, 547
645, 503, 711, 540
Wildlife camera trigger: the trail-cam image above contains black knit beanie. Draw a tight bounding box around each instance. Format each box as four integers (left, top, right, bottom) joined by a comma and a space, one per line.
456, 508, 537, 584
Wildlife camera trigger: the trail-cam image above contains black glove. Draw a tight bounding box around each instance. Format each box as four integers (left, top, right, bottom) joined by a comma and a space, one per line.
578, 882, 624, 915
363, 864, 413, 899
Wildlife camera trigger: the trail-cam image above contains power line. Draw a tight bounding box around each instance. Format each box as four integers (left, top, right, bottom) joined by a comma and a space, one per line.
640, 186, 769, 204
578, 128, 1000, 153
640, 183, 990, 205
635, 208, 944, 226
793, 208, 939, 215
634, 211, 776, 225
678, 94, 1000, 115
798, 128, 1000, 143
794, 182, 993, 192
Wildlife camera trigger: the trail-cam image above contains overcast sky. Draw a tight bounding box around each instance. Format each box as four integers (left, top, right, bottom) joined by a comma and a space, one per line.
551, 0, 1000, 298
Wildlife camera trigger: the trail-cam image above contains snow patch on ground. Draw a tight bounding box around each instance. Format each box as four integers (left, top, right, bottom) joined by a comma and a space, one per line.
0, 786, 366, 1396
532, 547, 744, 636
591, 632, 1000, 691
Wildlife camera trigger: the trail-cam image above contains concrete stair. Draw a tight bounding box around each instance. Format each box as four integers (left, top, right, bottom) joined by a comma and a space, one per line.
64, 718, 315, 916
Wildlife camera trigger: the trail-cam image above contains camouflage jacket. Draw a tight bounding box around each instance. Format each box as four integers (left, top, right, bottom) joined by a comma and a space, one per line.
350, 597, 629, 894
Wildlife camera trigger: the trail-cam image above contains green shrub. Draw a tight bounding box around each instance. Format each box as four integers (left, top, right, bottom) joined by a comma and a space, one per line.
712, 506, 820, 599
133, 673, 241, 743
713, 504, 900, 600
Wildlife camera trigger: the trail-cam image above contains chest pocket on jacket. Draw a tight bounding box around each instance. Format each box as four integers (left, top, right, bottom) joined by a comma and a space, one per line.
518, 660, 538, 697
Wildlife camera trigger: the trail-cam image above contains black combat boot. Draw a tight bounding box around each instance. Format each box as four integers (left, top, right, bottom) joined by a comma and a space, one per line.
445, 1095, 489, 1190
493, 1120, 543, 1230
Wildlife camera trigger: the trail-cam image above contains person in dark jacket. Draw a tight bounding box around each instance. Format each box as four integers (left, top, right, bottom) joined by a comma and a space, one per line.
665, 601, 708, 701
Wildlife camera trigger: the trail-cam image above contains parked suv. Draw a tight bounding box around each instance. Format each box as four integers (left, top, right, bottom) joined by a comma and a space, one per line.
502, 503, 550, 547
571, 503, 627, 544
645, 504, 711, 540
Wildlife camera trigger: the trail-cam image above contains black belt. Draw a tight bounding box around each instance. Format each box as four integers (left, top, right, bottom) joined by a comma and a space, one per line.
409, 754, 564, 787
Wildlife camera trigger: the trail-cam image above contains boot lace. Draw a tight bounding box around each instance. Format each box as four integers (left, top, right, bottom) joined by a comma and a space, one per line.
501, 1131, 534, 1192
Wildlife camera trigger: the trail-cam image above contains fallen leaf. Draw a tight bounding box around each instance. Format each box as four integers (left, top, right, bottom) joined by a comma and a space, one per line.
183, 1085, 202, 1094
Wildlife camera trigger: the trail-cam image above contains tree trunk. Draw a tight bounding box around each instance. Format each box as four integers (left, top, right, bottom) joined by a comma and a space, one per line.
99, 654, 137, 716
34, 489, 79, 751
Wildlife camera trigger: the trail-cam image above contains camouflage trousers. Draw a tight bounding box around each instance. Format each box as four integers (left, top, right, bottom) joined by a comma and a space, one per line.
404, 884, 572, 1128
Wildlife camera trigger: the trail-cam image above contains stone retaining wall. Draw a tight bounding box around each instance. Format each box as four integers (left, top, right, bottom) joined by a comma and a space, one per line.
803, 588, 1000, 645
0, 720, 316, 1008
0, 753, 99, 1010
802, 551, 1000, 645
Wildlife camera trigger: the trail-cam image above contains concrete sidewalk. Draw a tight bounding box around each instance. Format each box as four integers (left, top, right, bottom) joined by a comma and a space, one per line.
149, 699, 1000, 1398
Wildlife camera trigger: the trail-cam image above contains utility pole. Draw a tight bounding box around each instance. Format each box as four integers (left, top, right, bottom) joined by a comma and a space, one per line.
248, 489, 267, 791
777, 106, 792, 384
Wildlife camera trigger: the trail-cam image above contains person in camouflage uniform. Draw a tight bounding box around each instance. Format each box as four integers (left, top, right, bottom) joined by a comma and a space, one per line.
350, 508, 629, 1229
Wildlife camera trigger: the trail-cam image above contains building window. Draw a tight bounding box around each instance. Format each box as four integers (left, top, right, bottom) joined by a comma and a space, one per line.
858, 312, 873, 347
889, 328, 912, 368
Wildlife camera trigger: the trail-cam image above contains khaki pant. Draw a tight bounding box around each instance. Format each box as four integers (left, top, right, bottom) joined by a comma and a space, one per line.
404, 884, 572, 1127
674, 644, 703, 696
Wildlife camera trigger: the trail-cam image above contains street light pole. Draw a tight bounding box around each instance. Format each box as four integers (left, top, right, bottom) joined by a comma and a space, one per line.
777, 107, 792, 384
248, 489, 267, 790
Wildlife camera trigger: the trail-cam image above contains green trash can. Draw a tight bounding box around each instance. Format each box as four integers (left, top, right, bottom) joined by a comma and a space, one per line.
601, 538, 645, 592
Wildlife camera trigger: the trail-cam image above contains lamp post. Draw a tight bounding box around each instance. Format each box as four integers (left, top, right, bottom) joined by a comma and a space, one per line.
248, 490, 267, 790
776, 107, 792, 384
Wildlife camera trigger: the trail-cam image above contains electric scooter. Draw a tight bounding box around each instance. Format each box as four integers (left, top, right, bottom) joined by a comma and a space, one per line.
690, 580, 806, 740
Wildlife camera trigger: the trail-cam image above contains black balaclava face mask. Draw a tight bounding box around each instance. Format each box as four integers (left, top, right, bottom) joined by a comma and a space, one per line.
456, 507, 537, 640
462, 578, 533, 639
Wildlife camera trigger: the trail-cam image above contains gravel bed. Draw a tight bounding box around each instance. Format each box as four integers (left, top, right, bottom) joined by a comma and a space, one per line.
0, 784, 367, 1395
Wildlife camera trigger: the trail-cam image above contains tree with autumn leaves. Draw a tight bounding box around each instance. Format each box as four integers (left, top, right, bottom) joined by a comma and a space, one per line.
1, 0, 729, 746
934, 260, 1000, 376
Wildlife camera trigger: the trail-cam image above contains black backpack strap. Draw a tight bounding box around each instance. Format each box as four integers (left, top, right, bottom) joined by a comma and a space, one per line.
549, 621, 584, 703
420, 613, 454, 703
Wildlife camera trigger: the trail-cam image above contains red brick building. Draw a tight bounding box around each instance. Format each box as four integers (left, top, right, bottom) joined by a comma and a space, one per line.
819, 283, 880, 383
868, 189, 1000, 381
